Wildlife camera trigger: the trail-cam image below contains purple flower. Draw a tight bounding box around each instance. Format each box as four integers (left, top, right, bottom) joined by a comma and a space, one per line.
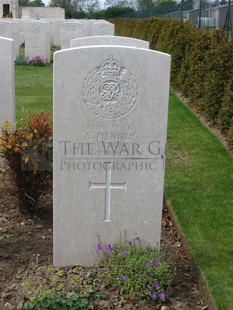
159, 292, 165, 299
151, 291, 157, 298
153, 281, 159, 288
128, 240, 133, 246
122, 249, 128, 255
96, 243, 102, 252
121, 274, 127, 281
105, 244, 113, 254
146, 262, 152, 268
154, 259, 160, 266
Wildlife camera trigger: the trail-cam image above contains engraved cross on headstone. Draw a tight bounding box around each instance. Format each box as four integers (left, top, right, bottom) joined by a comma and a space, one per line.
89, 163, 127, 222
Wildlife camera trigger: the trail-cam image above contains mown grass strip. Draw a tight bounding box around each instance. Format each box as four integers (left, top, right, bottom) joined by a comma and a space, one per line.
15, 66, 233, 309
165, 93, 233, 310
15, 66, 53, 125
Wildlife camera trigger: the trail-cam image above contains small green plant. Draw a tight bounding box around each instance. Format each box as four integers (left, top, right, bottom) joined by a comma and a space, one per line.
22, 266, 102, 310
96, 240, 173, 302
50, 45, 60, 63
15, 55, 29, 66
23, 290, 94, 310
0, 113, 52, 214
28, 55, 46, 67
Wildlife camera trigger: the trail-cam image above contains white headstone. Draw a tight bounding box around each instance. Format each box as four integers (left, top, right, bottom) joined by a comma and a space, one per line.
70, 36, 149, 49
12, 20, 20, 57
91, 21, 114, 36
51, 19, 63, 46
0, 20, 19, 57
53, 46, 171, 267
17, 19, 25, 48
0, 20, 11, 40
25, 20, 50, 64
0, 37, 15, 128
61, 21, 88, 50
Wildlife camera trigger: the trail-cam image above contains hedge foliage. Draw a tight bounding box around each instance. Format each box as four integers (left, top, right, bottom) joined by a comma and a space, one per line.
110, 18, 233, 148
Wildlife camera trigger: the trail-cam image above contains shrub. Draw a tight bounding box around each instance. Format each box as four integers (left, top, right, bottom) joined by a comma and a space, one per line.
218, 76, 233, 149
193, 36, 233, 123
23, 291, 94, 310
0, 113, 52, 215
15, 55, 29, 66
109, 18, 233, 148
28, 55, 46, 67
22, 266, 102, 310
96, 240, 173, 301
50, 45, 60, 63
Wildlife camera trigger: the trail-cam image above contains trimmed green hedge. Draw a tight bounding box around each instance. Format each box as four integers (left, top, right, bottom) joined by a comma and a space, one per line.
110, 18, 233, 148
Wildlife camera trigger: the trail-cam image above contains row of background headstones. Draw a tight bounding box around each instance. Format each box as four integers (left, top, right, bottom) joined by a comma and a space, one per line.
0, 31, 150, 138
0, 28, 149, 134
0, 19, 114, 132
0, 19, 115, 63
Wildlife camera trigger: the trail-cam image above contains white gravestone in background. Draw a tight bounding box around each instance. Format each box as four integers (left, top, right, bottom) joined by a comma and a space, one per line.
91, 21, 114, 36
70, 36, 149, 49
61, 21, 88, 49
18, 19, 25, 48
0, 37, 15, 128
53, 46, 171, 267
0, 20, 19, 57
51, 20, 63, 46
25, 20, 50, 63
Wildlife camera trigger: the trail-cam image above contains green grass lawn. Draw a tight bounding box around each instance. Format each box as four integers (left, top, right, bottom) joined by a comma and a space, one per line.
15, 66, 233, 310
15, 66, 53, 124
165, 93, 233, 310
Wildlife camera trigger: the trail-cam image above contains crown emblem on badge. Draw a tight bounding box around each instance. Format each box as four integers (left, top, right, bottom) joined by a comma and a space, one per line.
82, 55, 139, 120
100, 56, 122, 76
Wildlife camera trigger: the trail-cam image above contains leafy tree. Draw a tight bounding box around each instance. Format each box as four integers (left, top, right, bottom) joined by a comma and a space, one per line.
91, 5, 134, 18
83, 0, 101, 13
30, 0, 45, 6
49, 0, 72, 8
182, 0, 194, 10
156, 0, 177, 9
104, 0, 135, 8
211, 0, 227, 6
137, 0, 155, 9
104, 0, 120, 6
18, 0, 30, 6
19, 0, 45, 6
49, 0, 83, 17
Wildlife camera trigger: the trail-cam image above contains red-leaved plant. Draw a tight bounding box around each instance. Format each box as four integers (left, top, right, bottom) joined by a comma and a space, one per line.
0, 113, 52, 215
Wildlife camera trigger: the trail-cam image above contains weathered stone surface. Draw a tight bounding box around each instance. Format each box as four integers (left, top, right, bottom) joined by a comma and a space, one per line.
91, 21, 114, 36
0, 37, 15, 128
53, 45, 170, 267
25, 20, 50, 63
60, 21, 88, 49
70, 36, 149, 49
0, 20, 19, 56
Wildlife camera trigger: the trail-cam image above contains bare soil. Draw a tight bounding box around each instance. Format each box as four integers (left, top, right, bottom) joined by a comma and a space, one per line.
0, 175, 210, 310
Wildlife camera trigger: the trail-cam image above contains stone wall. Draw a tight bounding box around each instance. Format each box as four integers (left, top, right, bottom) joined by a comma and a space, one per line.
20, 7, 65, 20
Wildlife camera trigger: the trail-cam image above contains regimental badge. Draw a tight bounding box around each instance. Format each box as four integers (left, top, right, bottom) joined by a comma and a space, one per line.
30, 25, 40, 35
82, 55, 139, 120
